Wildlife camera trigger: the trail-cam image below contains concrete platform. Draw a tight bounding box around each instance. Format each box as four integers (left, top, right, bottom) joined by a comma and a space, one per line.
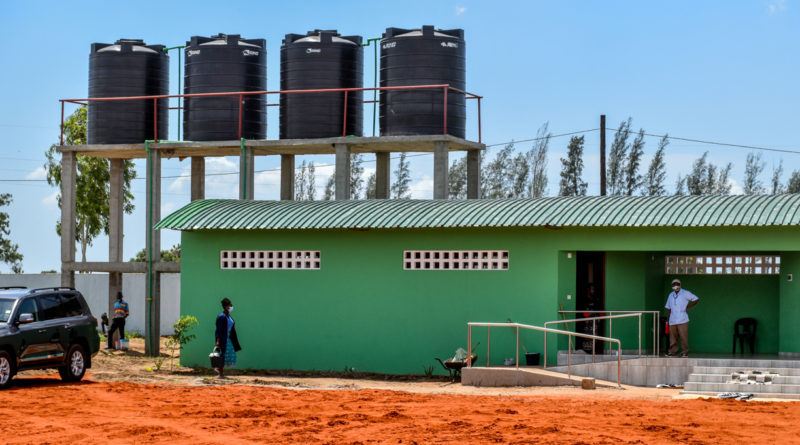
57, 134, 485, 159
462, 366, 619, 388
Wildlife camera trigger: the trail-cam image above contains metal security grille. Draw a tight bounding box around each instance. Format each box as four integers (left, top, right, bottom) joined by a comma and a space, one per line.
220, 250, 320, 270
665, 255, 780, 275
403, 250, 509, 270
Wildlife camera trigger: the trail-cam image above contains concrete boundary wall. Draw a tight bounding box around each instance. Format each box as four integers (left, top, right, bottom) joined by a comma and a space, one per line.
0, 273, 180, 335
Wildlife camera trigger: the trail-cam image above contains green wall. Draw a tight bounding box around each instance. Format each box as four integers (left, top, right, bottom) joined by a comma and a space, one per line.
178, 225, 800, 374
779, 253, 800, 354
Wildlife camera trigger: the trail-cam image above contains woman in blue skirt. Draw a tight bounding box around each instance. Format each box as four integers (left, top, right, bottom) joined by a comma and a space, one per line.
214, 298, 241, 378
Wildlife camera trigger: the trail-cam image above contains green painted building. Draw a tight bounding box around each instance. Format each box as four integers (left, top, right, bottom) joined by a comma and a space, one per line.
157, 195, 800, 374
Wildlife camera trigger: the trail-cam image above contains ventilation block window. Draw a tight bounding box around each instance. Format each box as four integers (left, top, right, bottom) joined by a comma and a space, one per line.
665, 255, 780, 275
220, 250, 321, 270
403, 250, 509, 270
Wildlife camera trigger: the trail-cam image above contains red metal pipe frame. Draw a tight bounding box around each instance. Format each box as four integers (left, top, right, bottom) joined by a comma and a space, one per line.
59, 84, 485, 144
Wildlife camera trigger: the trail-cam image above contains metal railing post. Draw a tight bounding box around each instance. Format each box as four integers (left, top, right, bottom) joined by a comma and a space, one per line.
543, 332, 547, 368
515, 326, 520, 369
467, 325, 472, 366
60, 101, 65, 145
342, 90, 349, 136
477, 96, 482, 143
486, 327, 491, 367
638, 313, 642, 358
592, 320, 596, 363
238, 94, 243, 140
153, 98, 158, 141
442, 86, 448, 135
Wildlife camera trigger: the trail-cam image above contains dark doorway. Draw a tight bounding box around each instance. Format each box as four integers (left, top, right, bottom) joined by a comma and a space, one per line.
576, 252, 605, 353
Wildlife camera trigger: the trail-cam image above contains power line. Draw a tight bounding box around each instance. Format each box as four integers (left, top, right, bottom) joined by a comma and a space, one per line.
484, 128, 600, 148
604, 128, 800, 155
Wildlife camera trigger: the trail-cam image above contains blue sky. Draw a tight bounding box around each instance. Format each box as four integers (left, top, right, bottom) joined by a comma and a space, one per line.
0, 0, 798, 273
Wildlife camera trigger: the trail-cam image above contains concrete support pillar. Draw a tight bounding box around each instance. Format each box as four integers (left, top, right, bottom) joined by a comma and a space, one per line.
60, 151, 76, 288
145, 149, 161, 356
467, 149, 481, 199
239, 147, 254, 200
108, 159, 124, 316
335, 143, 351, 200
280, 154, 295, 201
190, 157, 205, 201
375, 152, 391, 199
433, 141, 449, 199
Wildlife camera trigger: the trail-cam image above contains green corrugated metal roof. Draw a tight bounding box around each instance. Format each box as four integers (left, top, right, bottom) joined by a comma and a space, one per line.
154, 195, 800, 231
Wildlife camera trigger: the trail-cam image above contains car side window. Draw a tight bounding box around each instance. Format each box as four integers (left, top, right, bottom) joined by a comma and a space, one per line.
37, 293, 66, 320
60, 293, 83, 317
17, 298, 40, 322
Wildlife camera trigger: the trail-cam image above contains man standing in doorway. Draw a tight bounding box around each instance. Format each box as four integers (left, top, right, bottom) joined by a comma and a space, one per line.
107, 291, 130, 349
664, 278, 699, 358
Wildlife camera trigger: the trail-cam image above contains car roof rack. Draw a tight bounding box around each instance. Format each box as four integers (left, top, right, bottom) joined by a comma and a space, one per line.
29, 287, 76, 293
0, 286, 28, 290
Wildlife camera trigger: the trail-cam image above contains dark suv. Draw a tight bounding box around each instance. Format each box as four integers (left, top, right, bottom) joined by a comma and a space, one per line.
0, 286, 100, 389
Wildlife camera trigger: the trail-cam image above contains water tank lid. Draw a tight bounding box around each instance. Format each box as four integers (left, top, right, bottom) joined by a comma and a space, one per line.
285, 30, 361, 46
93, 39, 163, 54
383, 26, 463, 40
198, 33, 262, 48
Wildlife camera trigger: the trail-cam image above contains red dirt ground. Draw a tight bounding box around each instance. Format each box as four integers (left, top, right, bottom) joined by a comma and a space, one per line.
1, 375, 798, 444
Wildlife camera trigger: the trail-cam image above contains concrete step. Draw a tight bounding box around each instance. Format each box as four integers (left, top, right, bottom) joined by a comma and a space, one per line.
462, 366, 620, 388
691, 366, 800, 376
687, 373, 800, 384
680, 390, 800, 400
689, 358, 800, 368
683, 381, 800, 394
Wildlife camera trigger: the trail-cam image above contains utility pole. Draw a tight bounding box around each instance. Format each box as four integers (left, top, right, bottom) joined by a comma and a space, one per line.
600, 114, 607, 196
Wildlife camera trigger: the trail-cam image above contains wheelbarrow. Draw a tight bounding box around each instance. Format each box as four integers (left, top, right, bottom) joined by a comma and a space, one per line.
435, 342, 479, 383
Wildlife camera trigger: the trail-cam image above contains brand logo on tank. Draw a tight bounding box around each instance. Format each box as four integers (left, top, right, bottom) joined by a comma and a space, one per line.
242, 49, 260, 56
187, 50, 200, 57
382, 42, 396, 49
305, 48, 321, 54
440, 42, 459, 48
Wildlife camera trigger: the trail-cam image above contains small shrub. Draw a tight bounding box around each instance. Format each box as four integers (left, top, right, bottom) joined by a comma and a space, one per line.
126, 330, 144, 339
423, 365, 435, 378
165, 315, 199, 370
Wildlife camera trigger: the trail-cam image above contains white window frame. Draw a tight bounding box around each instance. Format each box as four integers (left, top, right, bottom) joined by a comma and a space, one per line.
403, 250, 509, 270
665, 255, 780, 275
220, 250, 320, 270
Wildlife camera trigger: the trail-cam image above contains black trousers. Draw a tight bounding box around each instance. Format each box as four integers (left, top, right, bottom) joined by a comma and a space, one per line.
107, 318, 126, 348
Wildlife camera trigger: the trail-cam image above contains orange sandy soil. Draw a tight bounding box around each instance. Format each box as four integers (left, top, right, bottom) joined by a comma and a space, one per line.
1, 339, 799, 444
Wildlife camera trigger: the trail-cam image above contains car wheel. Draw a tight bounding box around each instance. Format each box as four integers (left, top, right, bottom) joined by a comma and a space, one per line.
0, 351, 14, 389
58, 344, 86, 382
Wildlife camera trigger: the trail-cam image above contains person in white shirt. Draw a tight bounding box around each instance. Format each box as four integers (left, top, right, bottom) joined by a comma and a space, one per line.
664, 278, 699, 358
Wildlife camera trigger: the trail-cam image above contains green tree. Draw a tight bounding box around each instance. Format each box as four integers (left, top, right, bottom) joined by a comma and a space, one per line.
607, 118, 632, 195
527, 123, 550, 198
743, 152, 765, 195
305, 162, 316, 201
787, 170, 800, 193
0, 194, 23, 273
322, 174, 335, 200
624, 129, 645, 196
481, 143, 513, 199
558, 136, 587, 196
365, 172, 377, 199
293, 161, 316, 201
44, 107, 137, 262
130, 244, 181, 262
771, 160, 784, 194
391, 152, 411, 199
681, 151, 731, 195
643, 134, 668, 196
349, 154, 364, 200
509, 151, 530, 198
165, 315, 198, 371
448, 155, 468, 199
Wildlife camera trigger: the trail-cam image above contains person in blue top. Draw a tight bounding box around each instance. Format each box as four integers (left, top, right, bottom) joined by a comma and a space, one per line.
214, 298, 241, 378
664, 278, 699, 358
106, 291, 129, 349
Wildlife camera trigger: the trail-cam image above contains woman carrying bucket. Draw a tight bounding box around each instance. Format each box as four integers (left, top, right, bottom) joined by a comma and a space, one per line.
214, 298, 242, 378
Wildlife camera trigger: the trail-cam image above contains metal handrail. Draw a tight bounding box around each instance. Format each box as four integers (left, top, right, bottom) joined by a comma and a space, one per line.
544, 313, 643, 368
467, 322, 623, 387
59, 84, 484, 145
558, 310, 662, 357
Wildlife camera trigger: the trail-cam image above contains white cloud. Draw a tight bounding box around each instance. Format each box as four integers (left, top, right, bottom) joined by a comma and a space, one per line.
26, 166, 46, 180
455, 6, 467, 15
769, 0, 787, 13
727, 177, 744, 195
42, 191, 58, 208
167, 164, 191, 193
409, 175, 433, 199
161, 202, 177, 215
204, 157, 240, 198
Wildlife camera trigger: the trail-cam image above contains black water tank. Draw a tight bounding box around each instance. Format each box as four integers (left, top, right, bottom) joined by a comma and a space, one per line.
184, 34, 266, 141
380, 26, 466, 138
88, 39, 169, 144
280, 30, 363, 139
